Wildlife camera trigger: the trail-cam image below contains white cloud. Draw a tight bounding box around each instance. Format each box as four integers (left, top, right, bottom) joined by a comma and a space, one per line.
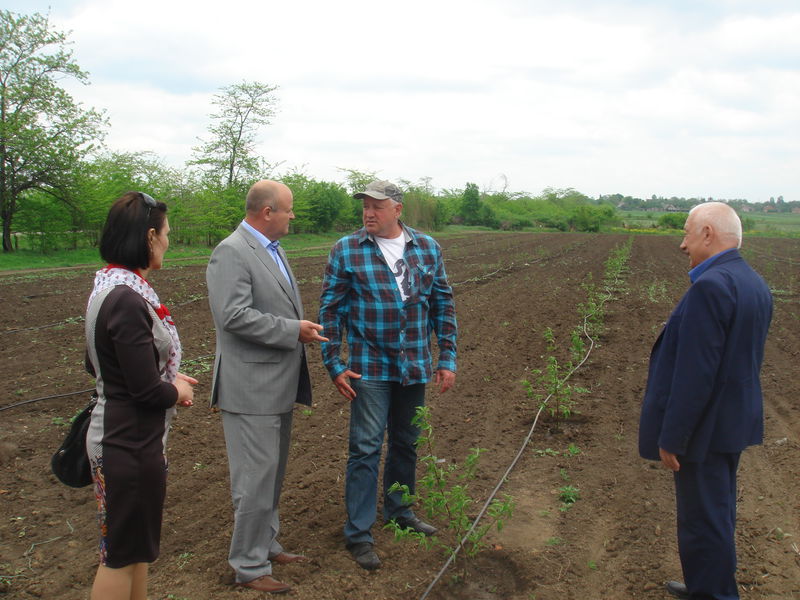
12, 0, 799, 201
712, 13, 800, 59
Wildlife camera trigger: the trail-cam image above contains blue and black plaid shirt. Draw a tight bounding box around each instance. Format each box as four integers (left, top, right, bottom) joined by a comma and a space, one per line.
319, 223, 457, 385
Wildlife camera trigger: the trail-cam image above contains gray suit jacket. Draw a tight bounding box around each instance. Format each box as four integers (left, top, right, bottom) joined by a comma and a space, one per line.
206, 224, 311, 414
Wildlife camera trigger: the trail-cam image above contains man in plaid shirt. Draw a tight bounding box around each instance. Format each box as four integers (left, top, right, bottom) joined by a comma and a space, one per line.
319, 180, 457, 570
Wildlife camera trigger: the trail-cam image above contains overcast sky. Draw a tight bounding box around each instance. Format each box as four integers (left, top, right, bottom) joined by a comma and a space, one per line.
6, 0, 800, 201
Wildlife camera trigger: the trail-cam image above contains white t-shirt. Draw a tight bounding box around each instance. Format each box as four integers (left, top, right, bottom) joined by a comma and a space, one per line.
375, 233, 410, 301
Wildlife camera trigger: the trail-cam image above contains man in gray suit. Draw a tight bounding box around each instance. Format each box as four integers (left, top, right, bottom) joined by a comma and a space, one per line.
206, 180, 327, 594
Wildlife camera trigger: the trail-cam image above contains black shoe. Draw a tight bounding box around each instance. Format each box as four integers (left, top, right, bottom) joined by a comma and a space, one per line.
665, 581, 689, 599
394, 515, 438, 536
347, 542, 380, 570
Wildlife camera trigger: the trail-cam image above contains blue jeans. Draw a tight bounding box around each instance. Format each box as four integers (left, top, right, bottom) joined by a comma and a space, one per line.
344, 379, 426, 545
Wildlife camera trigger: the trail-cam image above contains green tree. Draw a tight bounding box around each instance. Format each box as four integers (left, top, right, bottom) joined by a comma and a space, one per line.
569, 204, 617, 232
14, 189, 73, 252
461, 182, 481, 225
0, 9, 107, 252
177, 182, 242, 246
477, 202, 499, 228
338, 167, 378, 195
74, 151, 185, 246
282, 172, 350, 233
406, 187, 446, 230
541, 187, 592, 208
657, 212, 688, 230
190, 81, 279, 187
307, 181, 349, 232
337, 168, 378, 226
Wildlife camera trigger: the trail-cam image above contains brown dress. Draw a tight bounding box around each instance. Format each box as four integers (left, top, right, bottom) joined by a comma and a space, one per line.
84, 285, 177, 567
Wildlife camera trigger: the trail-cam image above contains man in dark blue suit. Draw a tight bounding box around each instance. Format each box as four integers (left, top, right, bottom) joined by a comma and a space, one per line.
639, 202, 772, 600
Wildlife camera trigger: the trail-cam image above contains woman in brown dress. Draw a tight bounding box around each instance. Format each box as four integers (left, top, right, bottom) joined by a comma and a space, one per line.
85, 192, 196, 600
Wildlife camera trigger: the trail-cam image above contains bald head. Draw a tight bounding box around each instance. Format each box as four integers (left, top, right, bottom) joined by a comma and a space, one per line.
246, 180, 291, 215
243, 180, 295, 240
680, 202, 743, 268
688, 202, 742, 249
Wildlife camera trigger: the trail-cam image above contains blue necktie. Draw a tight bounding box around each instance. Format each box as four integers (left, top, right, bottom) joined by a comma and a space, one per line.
267, 240, 292, 286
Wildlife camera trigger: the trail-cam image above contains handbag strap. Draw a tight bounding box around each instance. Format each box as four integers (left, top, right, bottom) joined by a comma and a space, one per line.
84, 287, 112, 459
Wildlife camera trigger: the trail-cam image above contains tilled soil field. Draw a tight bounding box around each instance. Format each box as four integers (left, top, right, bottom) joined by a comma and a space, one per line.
1, 232, 798, 600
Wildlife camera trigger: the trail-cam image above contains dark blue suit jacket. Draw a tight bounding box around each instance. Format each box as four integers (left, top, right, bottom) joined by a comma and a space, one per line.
639, 250, 772, 462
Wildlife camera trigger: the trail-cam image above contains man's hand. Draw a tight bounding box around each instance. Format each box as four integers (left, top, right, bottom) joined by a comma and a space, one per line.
659, 448, 680, 472
333, 370, 362, 401
299, 320, 329, 343
435, 369, 456, 394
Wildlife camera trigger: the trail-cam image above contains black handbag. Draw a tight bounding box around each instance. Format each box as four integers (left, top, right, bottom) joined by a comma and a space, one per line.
51, 396, 97, 488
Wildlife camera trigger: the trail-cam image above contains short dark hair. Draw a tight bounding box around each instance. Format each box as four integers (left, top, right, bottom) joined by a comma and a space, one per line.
99, 192, 168, 270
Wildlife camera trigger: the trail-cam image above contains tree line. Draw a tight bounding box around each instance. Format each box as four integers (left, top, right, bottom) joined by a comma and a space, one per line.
10, 153, 622, 252
605, 193, 798, 214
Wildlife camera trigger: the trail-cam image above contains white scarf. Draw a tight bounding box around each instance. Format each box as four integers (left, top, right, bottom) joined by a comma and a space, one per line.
88, 266, 181, 383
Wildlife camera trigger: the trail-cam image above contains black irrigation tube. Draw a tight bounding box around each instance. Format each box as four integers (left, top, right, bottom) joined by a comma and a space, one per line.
0, 355, 217, 413
418, 319, 599, 600
3, 323, 66, 335
1, 319, 84, 335
0, 388, 96, 412
450, 240, 589, 288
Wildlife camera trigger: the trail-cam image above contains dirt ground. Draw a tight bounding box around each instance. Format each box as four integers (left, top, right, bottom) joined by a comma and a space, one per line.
1, 232, 798, 600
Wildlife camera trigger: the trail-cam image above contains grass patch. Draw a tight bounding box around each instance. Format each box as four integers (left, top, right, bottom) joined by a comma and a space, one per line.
0, 245, 213, 272
0, 232, 352, 272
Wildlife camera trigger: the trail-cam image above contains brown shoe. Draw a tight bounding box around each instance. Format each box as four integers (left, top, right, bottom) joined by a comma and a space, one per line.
271, 552, 308, 565
237, 575, 291, 593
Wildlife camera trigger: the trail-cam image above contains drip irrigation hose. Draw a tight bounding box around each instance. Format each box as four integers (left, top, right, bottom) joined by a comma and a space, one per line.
0, 388, 95, 412
0, 355, 216, 412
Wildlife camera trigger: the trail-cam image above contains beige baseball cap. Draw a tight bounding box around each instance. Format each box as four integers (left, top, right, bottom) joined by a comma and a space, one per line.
353, 180, 403, 202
